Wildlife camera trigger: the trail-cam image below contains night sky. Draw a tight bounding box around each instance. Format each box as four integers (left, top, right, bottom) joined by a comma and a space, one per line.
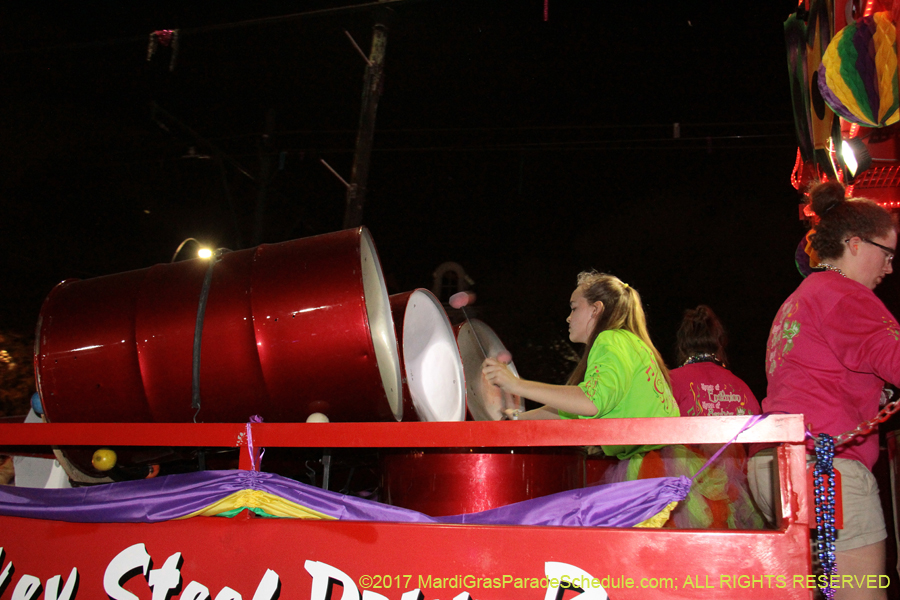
2, 0, 856, 399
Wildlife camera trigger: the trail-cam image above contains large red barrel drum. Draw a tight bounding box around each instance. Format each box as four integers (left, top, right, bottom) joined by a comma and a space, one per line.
35, 227, 403, 427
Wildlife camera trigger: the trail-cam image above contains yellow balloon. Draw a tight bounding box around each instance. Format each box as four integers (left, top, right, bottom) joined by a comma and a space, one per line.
92, 448, 117, 471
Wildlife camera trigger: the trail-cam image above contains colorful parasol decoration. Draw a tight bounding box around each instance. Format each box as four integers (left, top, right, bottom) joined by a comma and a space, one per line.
786, 0, 836, 163
817, 12, 899, 127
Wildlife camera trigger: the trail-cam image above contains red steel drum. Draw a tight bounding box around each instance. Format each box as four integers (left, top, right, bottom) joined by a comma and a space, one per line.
35, 227, 403, 427
455, 319, 524, 420
380, 319, 577, 516
380, 449, 585, 516
389, 289, 465, 422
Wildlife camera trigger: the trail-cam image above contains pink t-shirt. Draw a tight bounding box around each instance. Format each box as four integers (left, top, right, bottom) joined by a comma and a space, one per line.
670, 362, 761, 417
762, 271, 900, 470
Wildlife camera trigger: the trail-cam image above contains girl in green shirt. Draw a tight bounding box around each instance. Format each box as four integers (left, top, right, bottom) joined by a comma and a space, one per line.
484, 272, 754, 530
482, 270, 679, 444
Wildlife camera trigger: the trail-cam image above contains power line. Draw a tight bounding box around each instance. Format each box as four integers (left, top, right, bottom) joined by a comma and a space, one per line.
207, 121, 795, 142
69, 131, 797, 170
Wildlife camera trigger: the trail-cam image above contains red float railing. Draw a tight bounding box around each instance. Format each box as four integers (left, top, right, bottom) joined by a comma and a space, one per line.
0, 415, 814, 600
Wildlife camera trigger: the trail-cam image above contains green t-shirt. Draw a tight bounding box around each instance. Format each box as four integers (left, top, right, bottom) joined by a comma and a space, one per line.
559, 329, 679, 459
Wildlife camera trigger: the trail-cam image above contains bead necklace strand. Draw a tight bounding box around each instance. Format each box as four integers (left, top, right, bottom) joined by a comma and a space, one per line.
817, 263, 847, 278
814, 434, 837, 600
681, 353, 720, 367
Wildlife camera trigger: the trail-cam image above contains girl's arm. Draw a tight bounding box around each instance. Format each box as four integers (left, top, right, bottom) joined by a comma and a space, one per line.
512, 405, 562, 420
483, 358, 599, 417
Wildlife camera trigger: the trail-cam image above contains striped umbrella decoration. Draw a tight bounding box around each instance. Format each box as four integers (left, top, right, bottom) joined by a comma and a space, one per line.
818, 11, 899, 127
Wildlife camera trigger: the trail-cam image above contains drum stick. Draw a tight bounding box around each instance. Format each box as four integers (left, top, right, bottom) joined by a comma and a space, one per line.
495, 350, 521, 420
450, 292, 521, 420
449, 291, 487, 357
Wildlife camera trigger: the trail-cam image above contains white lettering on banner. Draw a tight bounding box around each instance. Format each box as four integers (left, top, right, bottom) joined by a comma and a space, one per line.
250, 570, 280, 600
94, 543, 280, 600
304, 560, 360, 600
45, 568, 79, 600
0, 543, 605, 599
0, 548, 13, 595
181, 581, 211, 600
104, 543, 152, 600
0, 550, 79, 600
148, 553, 183, 600
212, 587, 241, 600
11, 575, 41, 600
363, 591, 428, 600
305, 561, 604, 600
0, 546, 16, 594
356, 590, 467, 600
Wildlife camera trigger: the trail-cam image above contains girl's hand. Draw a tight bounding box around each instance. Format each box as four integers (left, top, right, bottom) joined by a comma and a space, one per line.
502, 407, 522, 420
482, 357, 519, 394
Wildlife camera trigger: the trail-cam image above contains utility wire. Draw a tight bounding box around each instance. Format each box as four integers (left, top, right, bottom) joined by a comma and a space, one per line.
68, 132, 798, 170
207, 121, 795, 142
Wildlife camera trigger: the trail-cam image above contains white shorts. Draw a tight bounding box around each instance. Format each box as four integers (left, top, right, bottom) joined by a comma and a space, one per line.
748, 450, 886, 552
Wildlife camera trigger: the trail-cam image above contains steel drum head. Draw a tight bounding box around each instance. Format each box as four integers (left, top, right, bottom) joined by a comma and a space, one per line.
394, 290, 466, 422
455, 319, 524, 421
359, 231, 403, 420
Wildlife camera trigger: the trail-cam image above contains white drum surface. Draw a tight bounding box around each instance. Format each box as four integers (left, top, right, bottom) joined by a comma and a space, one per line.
360, 229, 403, 420
402, 290, 465, 422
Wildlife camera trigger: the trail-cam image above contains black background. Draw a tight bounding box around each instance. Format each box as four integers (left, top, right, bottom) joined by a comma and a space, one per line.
6, 0, 889, 399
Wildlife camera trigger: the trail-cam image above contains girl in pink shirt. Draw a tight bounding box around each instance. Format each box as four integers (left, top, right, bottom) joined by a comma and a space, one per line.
749, 181, 898, 600
669, 305, 763, 529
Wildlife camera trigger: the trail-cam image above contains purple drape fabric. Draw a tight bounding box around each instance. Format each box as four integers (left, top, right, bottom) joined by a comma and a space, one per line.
0, 470, 691, 528
441, 476, 691, 527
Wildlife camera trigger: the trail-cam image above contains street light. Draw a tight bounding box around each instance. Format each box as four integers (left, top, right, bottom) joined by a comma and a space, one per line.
171, 238, 213, 262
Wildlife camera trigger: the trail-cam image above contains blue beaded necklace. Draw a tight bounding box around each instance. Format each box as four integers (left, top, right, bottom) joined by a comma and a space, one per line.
813, 433, 837, 600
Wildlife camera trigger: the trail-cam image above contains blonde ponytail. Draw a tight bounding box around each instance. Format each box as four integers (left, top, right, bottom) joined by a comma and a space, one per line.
566, 272, 670, 388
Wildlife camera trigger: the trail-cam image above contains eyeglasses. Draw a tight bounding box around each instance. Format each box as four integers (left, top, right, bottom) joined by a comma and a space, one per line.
852, 238, 896, 264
